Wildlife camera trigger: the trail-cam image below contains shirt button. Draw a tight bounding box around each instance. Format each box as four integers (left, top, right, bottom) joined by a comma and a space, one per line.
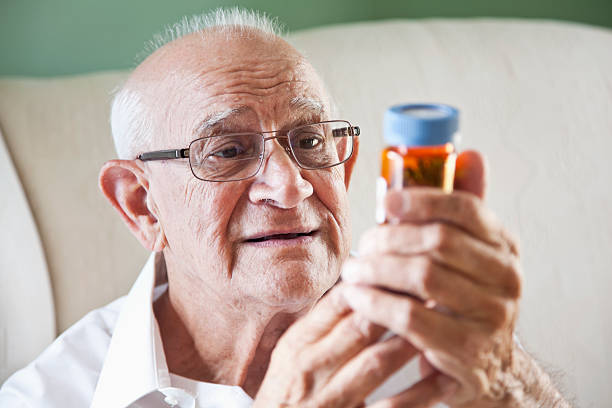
159, 387, 195, 408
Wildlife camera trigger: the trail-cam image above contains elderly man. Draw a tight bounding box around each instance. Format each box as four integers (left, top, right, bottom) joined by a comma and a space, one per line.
1, 9, 569, 408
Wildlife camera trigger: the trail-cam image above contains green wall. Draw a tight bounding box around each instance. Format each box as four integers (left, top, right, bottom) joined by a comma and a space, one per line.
1, 0, 611, 77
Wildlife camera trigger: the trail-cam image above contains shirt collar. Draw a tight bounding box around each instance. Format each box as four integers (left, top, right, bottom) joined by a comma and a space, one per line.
91, 252, 170, 408
91, 253, 253, 408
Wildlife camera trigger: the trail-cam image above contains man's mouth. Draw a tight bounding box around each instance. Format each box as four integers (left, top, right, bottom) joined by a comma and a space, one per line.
245, 231, 316, 243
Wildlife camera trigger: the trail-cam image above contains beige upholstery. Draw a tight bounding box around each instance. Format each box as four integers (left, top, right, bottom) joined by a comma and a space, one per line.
1, 19, 611, 406
0, 129, 54, 382
0, 73, 148, 337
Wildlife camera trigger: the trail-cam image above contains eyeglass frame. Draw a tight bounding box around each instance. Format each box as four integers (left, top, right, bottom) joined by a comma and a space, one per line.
137, 120, 360, 182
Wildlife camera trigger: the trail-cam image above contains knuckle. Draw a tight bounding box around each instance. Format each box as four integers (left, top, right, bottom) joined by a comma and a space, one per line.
347, 313, 375, 339
502, 256, 523, 299
418, 196, 435, 219
429, 223, 451, 252
448, 191, 479, 218
396, 300, 419, 334
359, 349, 387, 378
456, 192, 478, 215
486, 300, 513, 330
511, 259, 523, 297
293, 372, 314, 401
504, 229, 521, 257
307, 352, 332, 372
419, 258, 440, 297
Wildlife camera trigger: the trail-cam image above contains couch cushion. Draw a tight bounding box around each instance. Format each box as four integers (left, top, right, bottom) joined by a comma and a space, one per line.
0, 128, 54, 383
0, 72, 149, 337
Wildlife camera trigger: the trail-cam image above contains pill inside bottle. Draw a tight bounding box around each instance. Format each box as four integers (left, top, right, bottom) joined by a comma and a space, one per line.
377, 104, 460, 224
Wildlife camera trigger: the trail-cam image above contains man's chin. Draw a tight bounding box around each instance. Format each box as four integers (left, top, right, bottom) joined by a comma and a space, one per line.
234, 260, 339, 310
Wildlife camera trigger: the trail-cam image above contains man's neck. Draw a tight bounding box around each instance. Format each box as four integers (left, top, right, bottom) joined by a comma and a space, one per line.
153, 276, 309, 398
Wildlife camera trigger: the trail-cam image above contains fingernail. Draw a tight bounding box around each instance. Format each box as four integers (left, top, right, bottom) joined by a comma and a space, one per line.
436, 375, 458, 396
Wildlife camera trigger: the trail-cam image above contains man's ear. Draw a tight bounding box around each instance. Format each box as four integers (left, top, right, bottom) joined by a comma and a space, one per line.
343, 136, 360, 189
99, 160, 166, 252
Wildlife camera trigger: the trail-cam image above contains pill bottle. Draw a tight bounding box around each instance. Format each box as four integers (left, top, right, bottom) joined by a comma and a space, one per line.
377, 103, 459, 223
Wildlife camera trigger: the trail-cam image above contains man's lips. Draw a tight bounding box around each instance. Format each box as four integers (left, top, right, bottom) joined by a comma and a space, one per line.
243, 229, 318, 243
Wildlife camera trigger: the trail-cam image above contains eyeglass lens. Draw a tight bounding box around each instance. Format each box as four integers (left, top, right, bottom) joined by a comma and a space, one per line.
188, 121, 354, 181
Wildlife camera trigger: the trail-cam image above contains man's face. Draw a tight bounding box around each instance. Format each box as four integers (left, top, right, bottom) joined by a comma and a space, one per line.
134, 31, 354, 311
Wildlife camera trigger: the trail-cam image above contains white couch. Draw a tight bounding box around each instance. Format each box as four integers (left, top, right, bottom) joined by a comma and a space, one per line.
1, 19, 611, 406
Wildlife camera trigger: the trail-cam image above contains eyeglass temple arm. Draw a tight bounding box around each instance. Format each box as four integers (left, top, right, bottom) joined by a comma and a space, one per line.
332, 126, 360, 137
139, 148, 190, 161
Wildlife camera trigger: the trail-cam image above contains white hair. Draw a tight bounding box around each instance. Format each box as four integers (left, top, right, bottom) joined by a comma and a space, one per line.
111, 7, 285, 159
110, 88, 153, 160
142, 7, 284, 59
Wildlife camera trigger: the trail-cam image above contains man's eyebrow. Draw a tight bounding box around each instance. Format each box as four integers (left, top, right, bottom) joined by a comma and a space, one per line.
193, 98, 325, 137
289, 96, 325, 115
193, 106, 250, 136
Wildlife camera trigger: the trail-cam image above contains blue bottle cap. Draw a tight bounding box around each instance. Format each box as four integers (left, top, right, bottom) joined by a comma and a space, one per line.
384, 103, 459, 147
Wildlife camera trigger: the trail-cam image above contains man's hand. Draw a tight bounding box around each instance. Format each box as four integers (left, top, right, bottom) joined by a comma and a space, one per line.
253, 284, 454, 408
341, 150, 526, 406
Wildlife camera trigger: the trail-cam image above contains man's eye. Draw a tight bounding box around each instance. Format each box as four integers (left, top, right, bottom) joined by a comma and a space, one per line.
296, 133, 324, 149
210, 144, 245, 158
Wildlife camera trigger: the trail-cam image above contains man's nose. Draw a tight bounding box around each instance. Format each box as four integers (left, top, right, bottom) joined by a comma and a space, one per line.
248, 139, 313, 208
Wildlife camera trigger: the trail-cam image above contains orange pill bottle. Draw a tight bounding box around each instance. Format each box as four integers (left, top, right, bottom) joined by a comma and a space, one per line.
377, 103, 459, 223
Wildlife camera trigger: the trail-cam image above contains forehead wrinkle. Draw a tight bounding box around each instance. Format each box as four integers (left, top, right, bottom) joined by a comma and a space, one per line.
193, 59, 309, 97
205, 79, 308, 100
193, 106, 252, 136
200, 58, 297, 77
194, 61, 299, 95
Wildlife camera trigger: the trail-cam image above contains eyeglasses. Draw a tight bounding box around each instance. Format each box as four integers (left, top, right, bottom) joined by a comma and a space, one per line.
138, 120, 360, 182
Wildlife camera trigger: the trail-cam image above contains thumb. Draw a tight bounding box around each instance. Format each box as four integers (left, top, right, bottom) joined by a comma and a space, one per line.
453, 150, 488, 200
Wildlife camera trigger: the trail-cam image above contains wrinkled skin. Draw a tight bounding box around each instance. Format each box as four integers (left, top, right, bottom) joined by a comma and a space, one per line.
257, 152, 569, 407
342, 161, 523, 406
101, 28, 570, 407
100, 28, 373, 399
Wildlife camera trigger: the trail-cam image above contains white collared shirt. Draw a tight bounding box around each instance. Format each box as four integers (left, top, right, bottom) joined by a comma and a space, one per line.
0, 253, 253, 408
1, 253, 423, 408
